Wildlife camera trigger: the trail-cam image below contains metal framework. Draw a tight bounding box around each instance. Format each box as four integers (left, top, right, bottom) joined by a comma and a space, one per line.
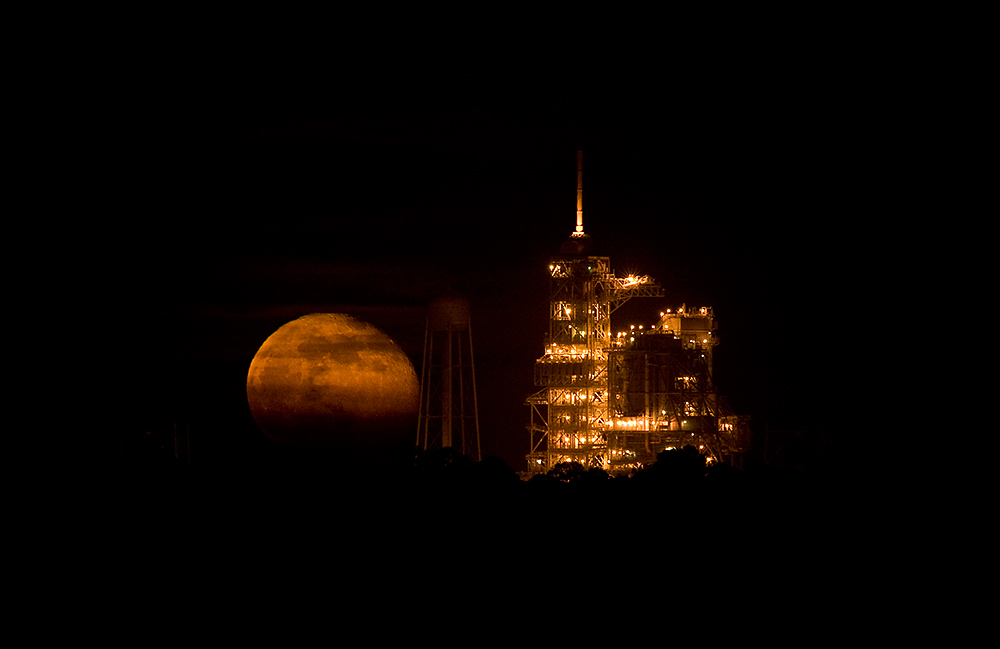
527, 277, 750, 474
524, 152, 748, 475
526, 253, 664, 473
604, 306, 750, 471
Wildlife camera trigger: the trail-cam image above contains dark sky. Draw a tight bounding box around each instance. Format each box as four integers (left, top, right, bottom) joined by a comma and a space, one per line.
114, 46, 875, 472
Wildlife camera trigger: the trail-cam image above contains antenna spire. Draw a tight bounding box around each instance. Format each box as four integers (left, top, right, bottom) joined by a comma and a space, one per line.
559, 150, 593, 254
574, 150, 585, 237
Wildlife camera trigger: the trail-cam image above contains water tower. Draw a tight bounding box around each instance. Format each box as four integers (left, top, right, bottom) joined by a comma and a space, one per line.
416, 295, 481, 461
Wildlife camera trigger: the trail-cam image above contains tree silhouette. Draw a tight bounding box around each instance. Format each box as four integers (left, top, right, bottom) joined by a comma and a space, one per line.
631, 445, 708, 490
547, 461, 588, 484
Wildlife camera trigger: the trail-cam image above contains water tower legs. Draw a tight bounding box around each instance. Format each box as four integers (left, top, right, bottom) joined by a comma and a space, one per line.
417, 295, 481, 461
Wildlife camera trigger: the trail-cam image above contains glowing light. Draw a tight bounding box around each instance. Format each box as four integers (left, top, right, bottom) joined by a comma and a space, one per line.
621, 274, 649, 288
247, 314, 418, 450
576, 150, 584, 233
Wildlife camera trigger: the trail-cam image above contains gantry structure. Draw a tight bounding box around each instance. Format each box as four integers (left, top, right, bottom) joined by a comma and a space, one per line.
604, 306, 750, 471
525, 153, 749, 475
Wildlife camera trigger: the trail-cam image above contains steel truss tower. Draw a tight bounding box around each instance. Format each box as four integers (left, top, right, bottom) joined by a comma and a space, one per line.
525, 152, 749, 475
526, 255, 662, 473
525, 151, 663, 474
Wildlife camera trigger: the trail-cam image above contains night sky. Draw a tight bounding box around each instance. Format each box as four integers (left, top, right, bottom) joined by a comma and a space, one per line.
112, 46, 877, 475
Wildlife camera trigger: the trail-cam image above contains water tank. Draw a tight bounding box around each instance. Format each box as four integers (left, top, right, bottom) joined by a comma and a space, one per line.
429, 295, 471, 332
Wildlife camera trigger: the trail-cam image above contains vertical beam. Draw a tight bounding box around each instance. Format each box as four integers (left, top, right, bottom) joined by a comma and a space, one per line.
442, 330, 452, 448
576, 150, 584, 234
456, 330, 466, 454
417, 318, 431, 449
468, 322, 482, 462
644, 352, 650, 432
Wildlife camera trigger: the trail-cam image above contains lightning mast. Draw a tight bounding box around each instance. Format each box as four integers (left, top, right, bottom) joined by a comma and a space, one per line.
575, 150, 584, 236
525, 152, 662, 474
525, 152, 751, 475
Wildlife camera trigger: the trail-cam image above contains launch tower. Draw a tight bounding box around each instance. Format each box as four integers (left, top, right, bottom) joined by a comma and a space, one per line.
525, 153, 749, 474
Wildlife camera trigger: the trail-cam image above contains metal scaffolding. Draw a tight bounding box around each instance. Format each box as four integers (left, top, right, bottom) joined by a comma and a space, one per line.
525, 254, 664, 473
524, 152, 748, 475
604, 306, 750, 471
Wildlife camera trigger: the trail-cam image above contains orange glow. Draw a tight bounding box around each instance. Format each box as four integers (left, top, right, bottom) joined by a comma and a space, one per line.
246, 314, 418, 449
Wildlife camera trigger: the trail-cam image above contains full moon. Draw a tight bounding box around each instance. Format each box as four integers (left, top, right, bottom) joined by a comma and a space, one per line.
247, 313, 419, 452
